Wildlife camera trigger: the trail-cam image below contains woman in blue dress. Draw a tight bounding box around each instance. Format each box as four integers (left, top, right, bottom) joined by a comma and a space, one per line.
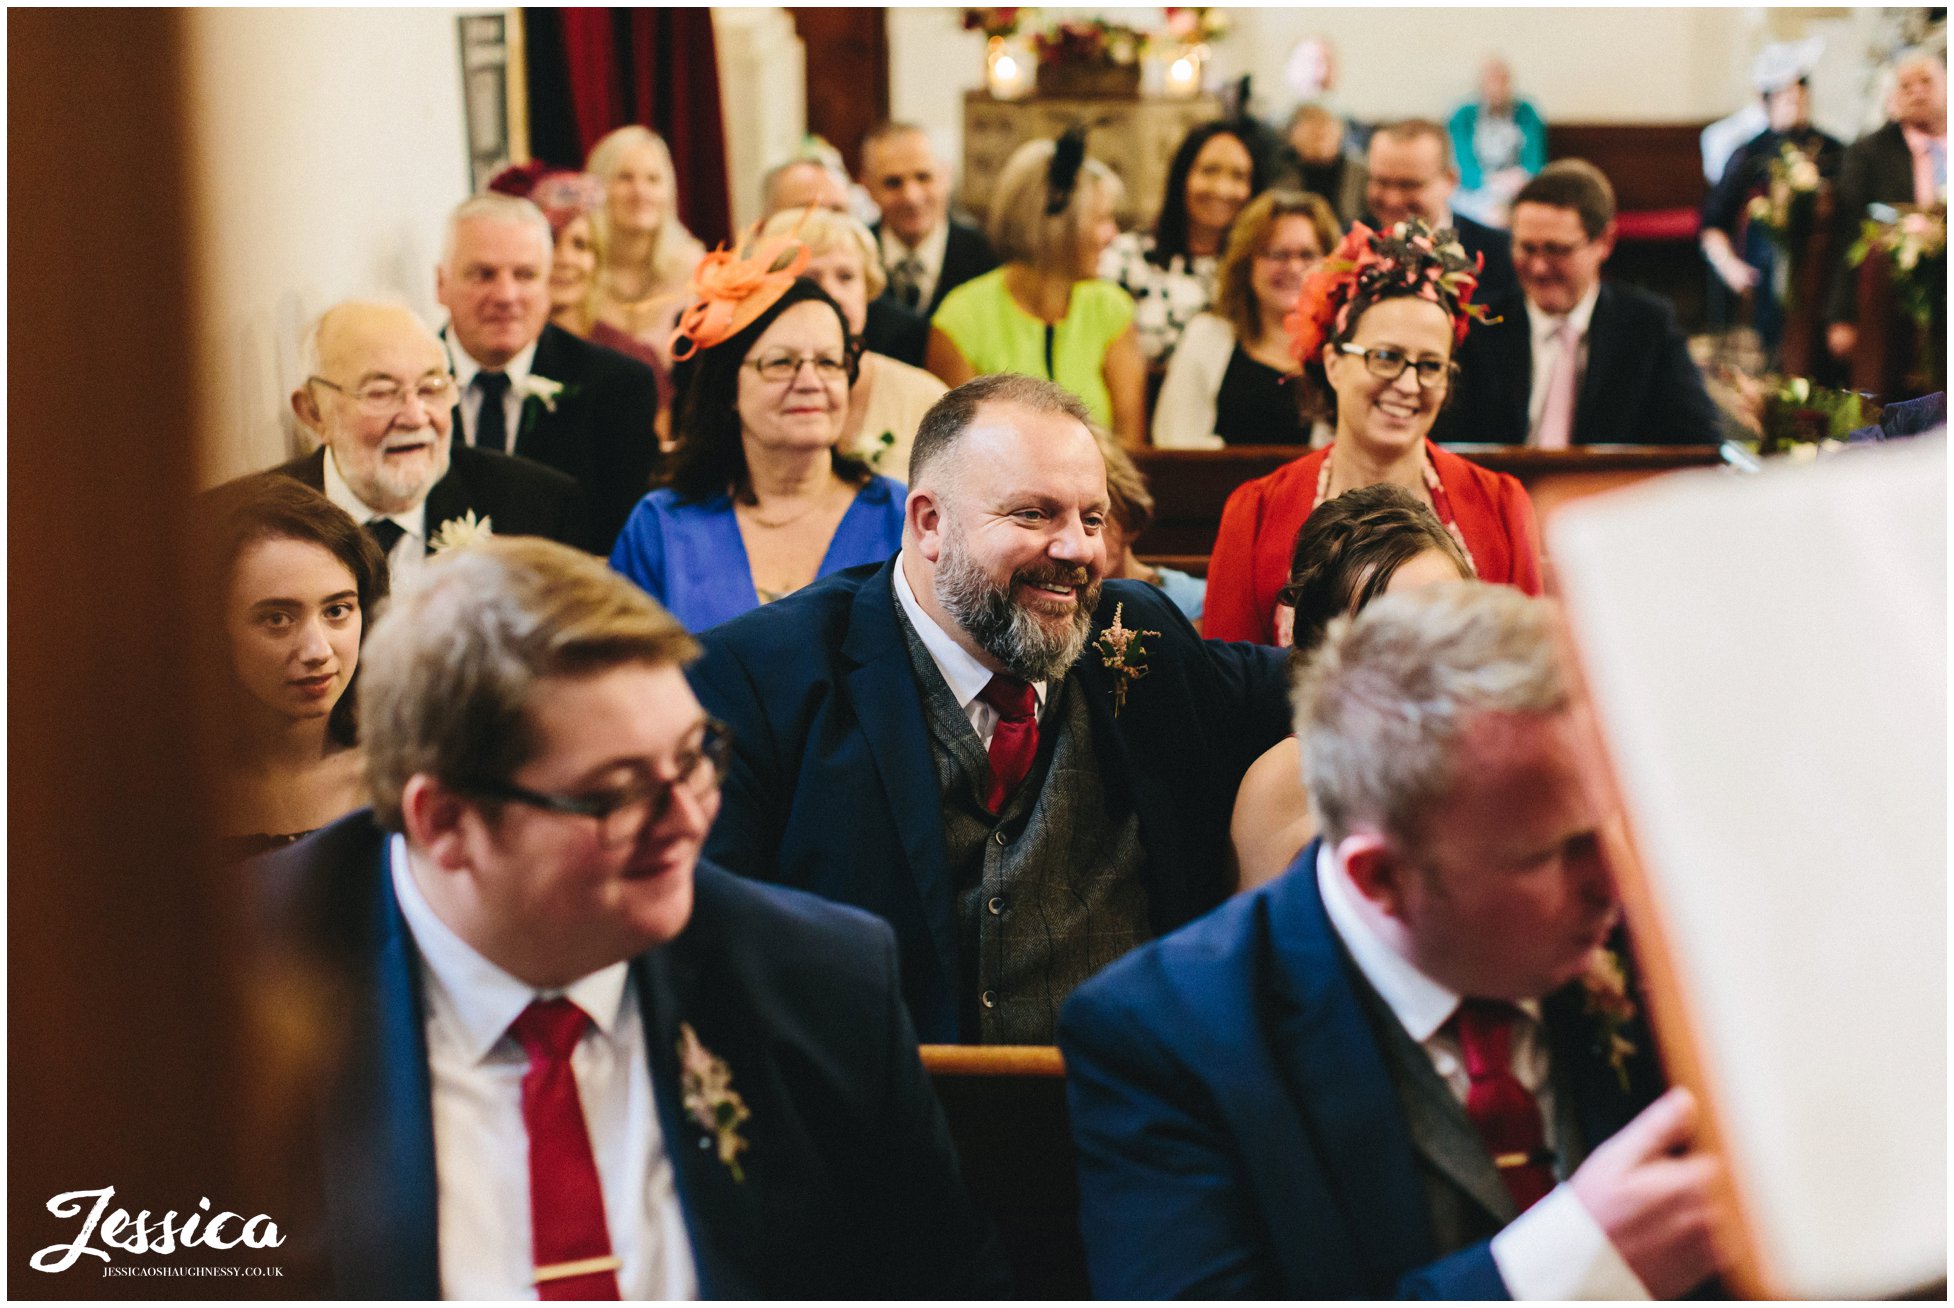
611, 233, 907, 631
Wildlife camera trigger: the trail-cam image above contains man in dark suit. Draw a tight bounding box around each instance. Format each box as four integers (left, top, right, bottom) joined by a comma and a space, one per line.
1434, 161, 1722, 446
1825, 49, 1946, 362
860, 121, 999, 320
276, 301, 591, 564
1060, 583, 1725, 1299
689, 374, 1288, 1044
256, 537, 1007, 1299
436, 193, 663, 552
1365, 118, 1518, 303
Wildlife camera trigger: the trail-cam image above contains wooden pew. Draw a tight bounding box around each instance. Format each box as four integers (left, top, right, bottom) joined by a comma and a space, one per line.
920, 1044, 1086, 1298
1132, 445, 1726, 571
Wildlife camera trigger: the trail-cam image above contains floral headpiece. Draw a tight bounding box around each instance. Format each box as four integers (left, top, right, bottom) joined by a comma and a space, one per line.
1284, 218, 1491, 369
485, 162, 605, 238
668, 226, 812, 362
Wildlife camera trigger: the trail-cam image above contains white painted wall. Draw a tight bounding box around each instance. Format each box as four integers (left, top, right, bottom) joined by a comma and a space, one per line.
184, 8, 471, 485
714, 8, 808, 233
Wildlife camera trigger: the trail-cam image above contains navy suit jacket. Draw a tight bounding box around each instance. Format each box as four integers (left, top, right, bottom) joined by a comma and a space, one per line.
269, 443, 596, 553
688, 559, 1290, 1041
1058, 843, 1663, 1299
450, 322, 663, 553
256, 811, 1008, 1300
1433, 282, 1722, 446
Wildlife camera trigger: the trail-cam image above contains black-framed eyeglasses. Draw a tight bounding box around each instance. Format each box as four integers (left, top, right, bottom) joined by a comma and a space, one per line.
310, 373, 460, 418
1335, 343, 1459, 391
467, 718, 732, 849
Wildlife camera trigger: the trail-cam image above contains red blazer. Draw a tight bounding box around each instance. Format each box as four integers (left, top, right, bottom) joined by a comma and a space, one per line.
1204, 442, 1544, 644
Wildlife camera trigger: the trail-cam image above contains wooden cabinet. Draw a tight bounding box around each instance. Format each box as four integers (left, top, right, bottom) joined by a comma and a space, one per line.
961, 91, 1222, 229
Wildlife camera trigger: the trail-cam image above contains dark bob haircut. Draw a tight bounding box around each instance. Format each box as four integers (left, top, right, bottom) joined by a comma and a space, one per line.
1149, 120, 1267, 268
662, 277, 870, 504
205, 471, 390, 746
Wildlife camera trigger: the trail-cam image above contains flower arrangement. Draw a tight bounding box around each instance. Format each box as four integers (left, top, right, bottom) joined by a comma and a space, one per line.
1092, 603, 1160, 716
1755, 374, 1877, 456
1580, 947, 1639, 1093
1161, 6, 1230, 47
429, 510, 494, 554
1033, 17, 1145, 69
678, 1022, 752, 1182
1285, 220, 1490, 368
1845, 202, 1947, 335
962, 7, 1026, 40
1744, 142, 1824, 261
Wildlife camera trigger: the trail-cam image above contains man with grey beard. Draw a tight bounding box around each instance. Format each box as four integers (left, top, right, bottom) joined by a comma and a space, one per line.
266, 301, 594, 567
690, 374, 1288, 1042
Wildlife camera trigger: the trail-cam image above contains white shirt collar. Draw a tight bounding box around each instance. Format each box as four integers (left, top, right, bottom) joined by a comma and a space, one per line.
322, 444, 427, 541
1526, 281, 1602, 347
1315, 842, 1539, 1043
446, 333, 539, 391
880, 219, 950, 280
389, 833, 631, 1064
892, 548, 1048, 713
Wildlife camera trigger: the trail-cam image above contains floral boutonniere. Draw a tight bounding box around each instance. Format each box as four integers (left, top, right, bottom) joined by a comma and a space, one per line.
1092, 602, 1160, 716
1581, 947, 1639, 1093
515, 373, 567, 413
428, 509, 494, 554
678, 1022, 751, 1182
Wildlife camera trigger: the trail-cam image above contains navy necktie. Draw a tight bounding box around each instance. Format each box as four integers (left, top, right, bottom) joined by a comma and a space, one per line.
365, 518, 406, 557
475, 370, 512, 453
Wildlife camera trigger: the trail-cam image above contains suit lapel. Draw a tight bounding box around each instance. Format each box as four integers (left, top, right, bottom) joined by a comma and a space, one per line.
1489, 297, 1535, 440
632, 942, 764, 1300
1540, 943, 1661, 1165
838, 561, 961, 1008
1260, 853, 1445, 1289
319, 832, 441, 1298
420, 455, 473, 555
1572, 283, 1618, 440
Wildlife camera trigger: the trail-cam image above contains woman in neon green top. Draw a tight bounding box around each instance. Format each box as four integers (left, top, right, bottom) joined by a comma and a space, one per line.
926, 131, 1146, 443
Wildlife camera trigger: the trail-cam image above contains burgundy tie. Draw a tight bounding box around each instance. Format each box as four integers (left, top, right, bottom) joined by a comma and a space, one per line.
1454, 998, 1557, 1214
978, 674, 1039, 813
508, 998, 622, 1300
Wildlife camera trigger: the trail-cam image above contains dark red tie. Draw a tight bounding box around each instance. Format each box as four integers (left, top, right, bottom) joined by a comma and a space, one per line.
978, 674, 1039, 813
508, 998, 622, 1300
1454, 998, 1557, 1214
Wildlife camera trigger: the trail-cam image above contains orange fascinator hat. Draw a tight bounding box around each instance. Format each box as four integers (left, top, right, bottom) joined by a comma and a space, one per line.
668, 226, 812, 362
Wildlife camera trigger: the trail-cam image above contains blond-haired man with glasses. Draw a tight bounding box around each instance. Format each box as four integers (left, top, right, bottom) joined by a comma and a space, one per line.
255, 537, 1007, 1299
273, 300, 595, 568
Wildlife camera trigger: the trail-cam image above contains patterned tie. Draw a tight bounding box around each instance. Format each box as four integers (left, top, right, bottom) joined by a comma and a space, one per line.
364, 517, 406, 558
508, 999, 622, 1300
892, 255, 926, 311
1533, 318, 1579, 450
475, 370, 512, 453
977, 674, 1039, 813
1454, 999, 1557, 1214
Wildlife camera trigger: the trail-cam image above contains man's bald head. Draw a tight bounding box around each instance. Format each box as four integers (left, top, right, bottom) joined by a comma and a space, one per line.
763, 160, 851, 218
293, 300, 455, 515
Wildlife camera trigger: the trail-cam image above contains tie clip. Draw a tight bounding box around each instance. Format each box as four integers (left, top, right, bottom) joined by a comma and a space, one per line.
1494, 1150, 1553, 1170
534, 1254, 621, 1284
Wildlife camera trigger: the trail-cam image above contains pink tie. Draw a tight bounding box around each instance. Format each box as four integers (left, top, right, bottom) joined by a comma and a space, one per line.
509, 999, 623, 1300
1534, 319, 1579, 450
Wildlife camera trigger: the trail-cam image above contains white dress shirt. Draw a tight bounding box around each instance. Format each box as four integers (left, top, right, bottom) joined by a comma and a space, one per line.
390, 836, 698, 1300
1524, 282, 1601, 444
879, 220, 951, 314
448, 334, 541, 449
322, 446, 425, 581
1315, 843, 1648, 1300
892, 549, 1049, 747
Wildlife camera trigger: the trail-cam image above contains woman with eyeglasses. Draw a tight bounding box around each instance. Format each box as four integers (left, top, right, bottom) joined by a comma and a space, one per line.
609, 233, 904, 632
1153, 190, 1341, 448
1203, 219, 1543, 644
201, 473, 389, 862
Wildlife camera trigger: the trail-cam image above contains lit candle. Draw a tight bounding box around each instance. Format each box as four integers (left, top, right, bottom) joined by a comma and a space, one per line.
987, 37, 1035, 100
1165, 54, 1198, 96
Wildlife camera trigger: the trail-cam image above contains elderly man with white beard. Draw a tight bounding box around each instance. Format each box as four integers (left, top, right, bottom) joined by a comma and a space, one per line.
268, 301, 594, 568
689, 373, 1288, 1043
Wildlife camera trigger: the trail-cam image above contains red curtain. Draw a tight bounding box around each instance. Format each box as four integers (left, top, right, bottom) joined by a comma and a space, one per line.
535, 7, 732, 248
